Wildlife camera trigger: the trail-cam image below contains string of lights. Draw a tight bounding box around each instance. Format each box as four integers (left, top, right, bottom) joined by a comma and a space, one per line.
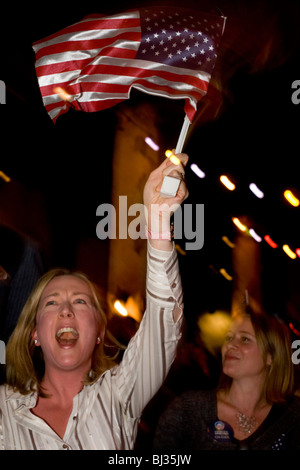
188, 162, 300, 261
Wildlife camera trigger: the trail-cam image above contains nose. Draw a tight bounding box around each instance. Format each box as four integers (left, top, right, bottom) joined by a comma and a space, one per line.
58, 302, 75, 318
227, 339, 239, 350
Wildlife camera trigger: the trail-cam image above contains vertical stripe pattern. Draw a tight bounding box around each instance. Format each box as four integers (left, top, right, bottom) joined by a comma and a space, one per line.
0, 243, 183, 449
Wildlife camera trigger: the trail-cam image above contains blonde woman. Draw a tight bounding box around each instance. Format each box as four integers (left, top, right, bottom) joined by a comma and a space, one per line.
0, 153, 188, 450
154, 310, 300, 450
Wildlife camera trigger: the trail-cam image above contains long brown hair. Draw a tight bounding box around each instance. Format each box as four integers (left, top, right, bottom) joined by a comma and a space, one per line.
5, 268, 122, 396
218, 311, 295, 404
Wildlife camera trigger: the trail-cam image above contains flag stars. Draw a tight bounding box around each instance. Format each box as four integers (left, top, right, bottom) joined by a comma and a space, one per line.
138, 8, 222, 73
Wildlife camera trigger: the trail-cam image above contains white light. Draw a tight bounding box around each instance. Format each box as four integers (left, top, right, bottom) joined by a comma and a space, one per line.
249, 183, 264, 199
190, 163, 206, 178
249, 228, 262, 242
113, 300, 128, 316
145, 137, 160, 151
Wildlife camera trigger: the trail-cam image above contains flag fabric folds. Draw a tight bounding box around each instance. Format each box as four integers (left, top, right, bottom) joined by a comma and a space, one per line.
32, 7, 225, 122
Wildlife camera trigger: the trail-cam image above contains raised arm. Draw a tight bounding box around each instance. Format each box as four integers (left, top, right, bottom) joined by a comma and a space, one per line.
113, 152, 189, 421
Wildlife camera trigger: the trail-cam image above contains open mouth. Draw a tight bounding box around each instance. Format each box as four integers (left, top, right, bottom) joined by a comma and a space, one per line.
56, 327, 79, 346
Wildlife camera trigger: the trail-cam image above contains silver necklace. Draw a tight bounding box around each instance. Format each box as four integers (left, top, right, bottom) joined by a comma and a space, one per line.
236, 411, 257, 435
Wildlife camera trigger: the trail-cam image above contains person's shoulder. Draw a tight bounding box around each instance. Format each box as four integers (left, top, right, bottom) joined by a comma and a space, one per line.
0, 383, 12, 403
180, 388, 216, 401
0, 383, 35, 404
174, 388, 217, 413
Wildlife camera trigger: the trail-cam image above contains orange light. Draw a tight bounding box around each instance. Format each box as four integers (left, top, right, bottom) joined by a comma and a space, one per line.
165, 150, 181, 165
222, 236, 235, 248
0, 171, 11, 183
219, 268, 233, 281
232, 217, 247, 232
284, 190, 299, 207
282, 244, 297, 259
220, 175, 236, 191
53, 86, 72, 102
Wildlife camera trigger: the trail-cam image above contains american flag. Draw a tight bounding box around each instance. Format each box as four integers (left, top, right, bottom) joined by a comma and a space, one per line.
33, 7, 225, 122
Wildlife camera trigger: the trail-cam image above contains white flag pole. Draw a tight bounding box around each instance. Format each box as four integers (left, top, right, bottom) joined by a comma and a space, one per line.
160, 114, 191, 197
175, 114, 191, 153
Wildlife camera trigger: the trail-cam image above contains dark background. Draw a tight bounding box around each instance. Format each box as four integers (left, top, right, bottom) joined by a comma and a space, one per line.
1, 0, 300, 338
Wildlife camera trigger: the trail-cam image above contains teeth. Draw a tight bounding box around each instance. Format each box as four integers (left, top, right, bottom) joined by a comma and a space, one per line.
56, 327, 79, 338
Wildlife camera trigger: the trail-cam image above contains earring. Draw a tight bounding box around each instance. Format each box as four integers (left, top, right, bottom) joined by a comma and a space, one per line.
97, 337, 101, 344
34, 339, 38, 345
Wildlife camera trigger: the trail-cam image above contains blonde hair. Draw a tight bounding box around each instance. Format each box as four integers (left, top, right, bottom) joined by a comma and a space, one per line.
218, 310, 295, 404
5, 268, 121, 396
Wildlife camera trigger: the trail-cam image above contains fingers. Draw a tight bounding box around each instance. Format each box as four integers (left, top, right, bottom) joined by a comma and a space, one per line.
162, 151, 189, 180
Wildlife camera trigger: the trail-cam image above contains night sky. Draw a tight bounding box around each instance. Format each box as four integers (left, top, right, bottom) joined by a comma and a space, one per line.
2, 0, 300, 335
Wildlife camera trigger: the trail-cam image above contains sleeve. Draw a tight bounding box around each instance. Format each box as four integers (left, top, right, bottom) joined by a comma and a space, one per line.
0, 402, 4, 450
113, 241, 184, 419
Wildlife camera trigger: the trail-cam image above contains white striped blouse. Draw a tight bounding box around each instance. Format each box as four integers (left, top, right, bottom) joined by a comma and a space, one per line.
0, 242, 183, 449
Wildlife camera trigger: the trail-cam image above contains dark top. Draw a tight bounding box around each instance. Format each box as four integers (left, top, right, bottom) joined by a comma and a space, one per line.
153, 389, 300, 450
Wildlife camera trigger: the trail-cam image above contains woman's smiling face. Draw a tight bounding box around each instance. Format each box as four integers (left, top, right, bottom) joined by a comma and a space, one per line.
32, 275, 102, 373
221, 315, 270, 382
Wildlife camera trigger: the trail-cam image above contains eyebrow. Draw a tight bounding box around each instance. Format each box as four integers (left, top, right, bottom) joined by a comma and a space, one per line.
227, 329, 255, 337
42, 291, 91, 300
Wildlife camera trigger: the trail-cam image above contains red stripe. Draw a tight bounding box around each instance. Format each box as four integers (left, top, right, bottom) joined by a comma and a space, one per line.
74, 63, 209, 92
40, 81, 130, 97
35, 47, 138, 77
40, 68, 207, 99
35, 31, 141, 62
33, 16, 140, 46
